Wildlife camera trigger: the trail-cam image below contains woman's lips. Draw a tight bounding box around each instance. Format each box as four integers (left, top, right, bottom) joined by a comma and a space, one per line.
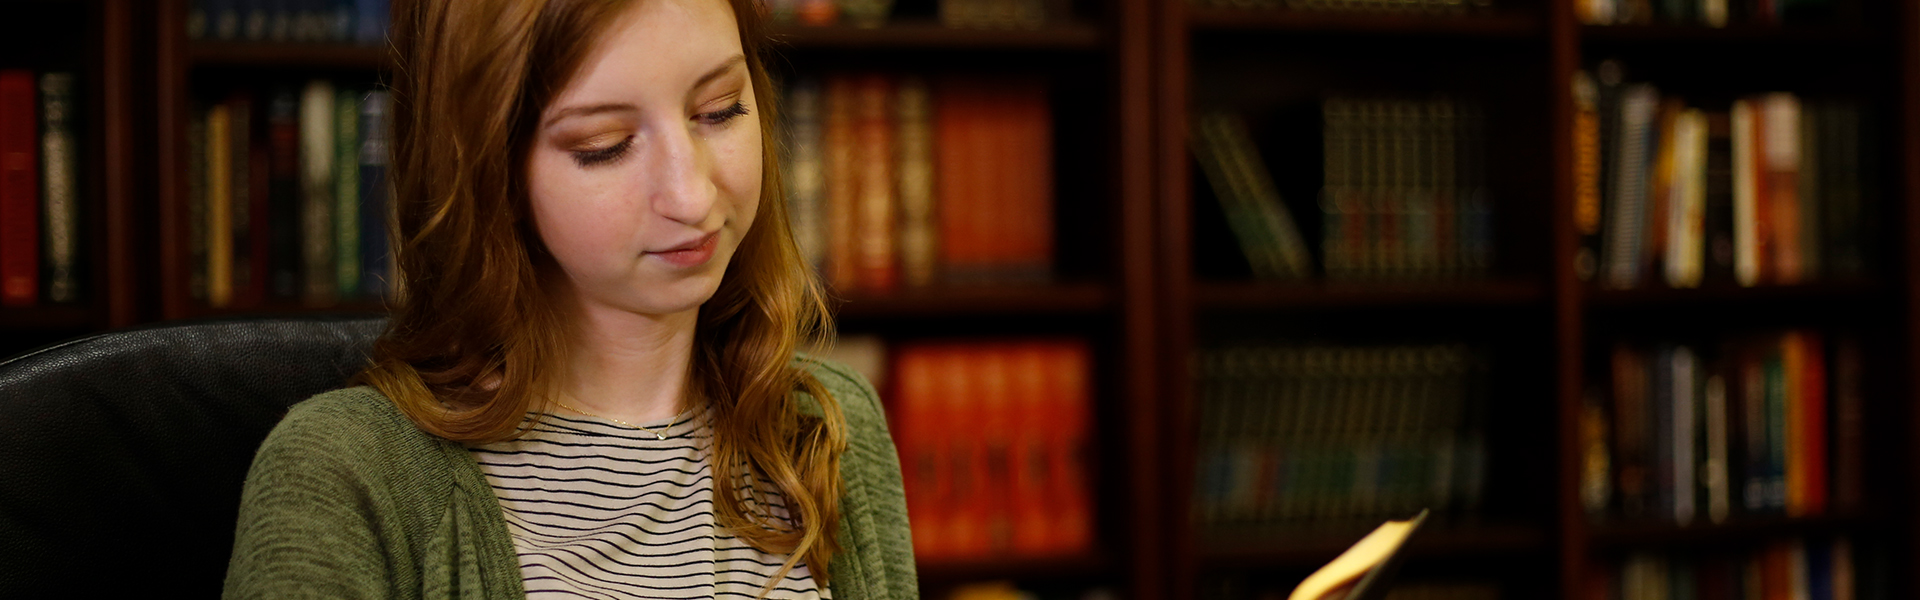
649, 232, 719, 267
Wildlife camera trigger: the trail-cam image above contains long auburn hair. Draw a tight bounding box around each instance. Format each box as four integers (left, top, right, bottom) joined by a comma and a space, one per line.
364, 0, 848, 589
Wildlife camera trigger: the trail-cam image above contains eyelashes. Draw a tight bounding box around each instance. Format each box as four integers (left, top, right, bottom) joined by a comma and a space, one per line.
568, 102, 753, 168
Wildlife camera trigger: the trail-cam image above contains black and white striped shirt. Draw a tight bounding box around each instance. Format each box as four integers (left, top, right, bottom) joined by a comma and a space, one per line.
472, 405, 829, 600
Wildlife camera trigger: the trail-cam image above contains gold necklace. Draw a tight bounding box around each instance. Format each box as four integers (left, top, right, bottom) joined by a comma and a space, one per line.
550, 398, 687, 440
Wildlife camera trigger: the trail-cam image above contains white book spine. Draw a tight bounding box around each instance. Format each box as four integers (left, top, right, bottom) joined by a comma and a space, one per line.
1672, 346, 1696, 525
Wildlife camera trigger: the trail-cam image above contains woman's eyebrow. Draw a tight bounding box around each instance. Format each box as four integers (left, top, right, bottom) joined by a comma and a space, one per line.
687, 54, 747, 98
543, 103, 638, 127
541, 55, 747, 128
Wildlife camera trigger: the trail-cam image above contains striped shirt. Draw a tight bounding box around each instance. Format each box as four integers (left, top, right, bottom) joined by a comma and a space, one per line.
472, 405, 829, 600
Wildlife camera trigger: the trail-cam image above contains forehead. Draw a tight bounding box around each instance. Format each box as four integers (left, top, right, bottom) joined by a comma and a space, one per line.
556, 0, 744, 105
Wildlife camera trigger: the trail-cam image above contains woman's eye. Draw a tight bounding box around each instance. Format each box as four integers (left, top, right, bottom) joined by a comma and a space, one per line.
697, 101, 750, 126
571, 138, 631, 168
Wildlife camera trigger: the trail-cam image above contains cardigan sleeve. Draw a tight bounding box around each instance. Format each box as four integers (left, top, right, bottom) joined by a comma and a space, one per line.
223, 390, 413, 600
802, 357, 919, 600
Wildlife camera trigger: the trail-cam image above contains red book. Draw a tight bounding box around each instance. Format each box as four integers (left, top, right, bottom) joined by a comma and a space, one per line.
1748, 101, 1774, 284
0, 70, 39, 307
1046, 340, 1092, 554
1007, 342, 1052, 555
1799, 331, 1827, 515
977, 343, 1014, 554
946, 346, 991, 557
1003, 81, 1053, 282
851, 74, 897, 293
823, 76, 856, 292
891, 345, 945, 560
935, 80, 988, 284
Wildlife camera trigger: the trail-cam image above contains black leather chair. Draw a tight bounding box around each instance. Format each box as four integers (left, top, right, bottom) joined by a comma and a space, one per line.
0, 315, 386, 596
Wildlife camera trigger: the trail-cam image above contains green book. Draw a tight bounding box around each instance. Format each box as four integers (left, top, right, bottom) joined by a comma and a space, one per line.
335, 87, 361, 299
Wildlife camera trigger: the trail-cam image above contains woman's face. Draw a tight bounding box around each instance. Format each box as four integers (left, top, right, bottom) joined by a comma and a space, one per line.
526, 0, 760, 319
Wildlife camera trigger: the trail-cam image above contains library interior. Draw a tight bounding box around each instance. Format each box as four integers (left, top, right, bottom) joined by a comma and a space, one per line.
1, 0, 1916, 598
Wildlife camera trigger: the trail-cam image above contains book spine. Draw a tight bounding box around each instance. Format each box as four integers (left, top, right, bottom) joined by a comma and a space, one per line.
1574, 72, 1604, 281
208, 103, 234, 308
1706, 366, 1731, 523
1604, 84, 1656, 289
1051, 340, 1092, 552
189, 104, 209, 301
784, 79, 826, 276
39, 73, 79, 304
267, 87, 301, 301
1765, 338, 1787, 512
1008, 80, 1054, 283
851, 74, 897, 293
1799, 331, 1827, 516
1763, 94, 1803, 284
358, 91, 392, 299
894, 77, 936, 287
334, 87, 360, 300
1705, 110, 1737, 285
243, 92, 270, 308
1007, 343, 1049, 554
300, 79, 337, 306
893, 345, 945, 560
1672, 345, 1698, 524
976, 344, 1013, 554
1733, 99, 1759, 286
1799, 101, 1822, 280
1222, 111, 1310, 279
0, 70, 39, 307
823, 76, 856, 291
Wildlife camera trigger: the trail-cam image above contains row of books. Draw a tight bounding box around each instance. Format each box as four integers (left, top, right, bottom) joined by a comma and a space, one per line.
1578, 0, 1839, 26
0, 70, 82, 308
1192, 344, 1488, 528
887, 339, 1094, 560
188, 80, 393, 309
1594, 537, 1864, 600
780, 74, 1053, 294
1204, 579, 1498, 600
1579, 331, 1863, 526
946, 582, 1117, 600
1188, 0, 1497, 15
1193, 96, 1494, 282
766, 0, 1054, 29
1574, 62, 1874, 290
187, 0, 390, 45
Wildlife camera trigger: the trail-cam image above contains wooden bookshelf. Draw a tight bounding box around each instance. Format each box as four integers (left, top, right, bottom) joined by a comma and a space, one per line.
6, 0, 1920, 597
1189, 7, 1541, 36
1587, 513, 1875, 550
1194, 280, 1546, 310
1199, 523, 1548, 567
187, 41, 389, 69
771, 21, 1104, 49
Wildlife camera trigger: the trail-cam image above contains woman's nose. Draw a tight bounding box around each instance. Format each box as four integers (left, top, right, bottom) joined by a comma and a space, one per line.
642, 122, 717, 226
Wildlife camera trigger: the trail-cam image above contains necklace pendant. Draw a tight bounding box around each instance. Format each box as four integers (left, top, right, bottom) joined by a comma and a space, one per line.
656, 432, 666, 440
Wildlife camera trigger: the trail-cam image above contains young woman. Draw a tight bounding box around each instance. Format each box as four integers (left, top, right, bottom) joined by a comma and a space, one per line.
222, 0, 915, 598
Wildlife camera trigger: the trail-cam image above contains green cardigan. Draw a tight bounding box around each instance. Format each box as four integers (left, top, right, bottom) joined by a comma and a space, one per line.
223, 357, 917, 600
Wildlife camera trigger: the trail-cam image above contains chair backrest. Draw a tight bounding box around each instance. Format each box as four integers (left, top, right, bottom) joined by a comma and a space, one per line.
0, 316, 386, 596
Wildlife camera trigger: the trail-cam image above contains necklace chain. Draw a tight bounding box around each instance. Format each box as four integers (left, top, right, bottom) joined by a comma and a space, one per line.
550, 398, 688, 440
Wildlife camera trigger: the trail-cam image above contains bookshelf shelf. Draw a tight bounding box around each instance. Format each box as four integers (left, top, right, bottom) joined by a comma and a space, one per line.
1187, 8, 1539, 37
1578, 24, 1885, 46
187, 41, 388, 69
916, 552, 1111, 583
1193, 280, 1545, 310
770, 21, 1104, 50
1584, 280, 1883, 309
832, 283, 1112, 318
0, 307, 95, 331
1587, 513, 1874, 550
1197, 523, 1548, 568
